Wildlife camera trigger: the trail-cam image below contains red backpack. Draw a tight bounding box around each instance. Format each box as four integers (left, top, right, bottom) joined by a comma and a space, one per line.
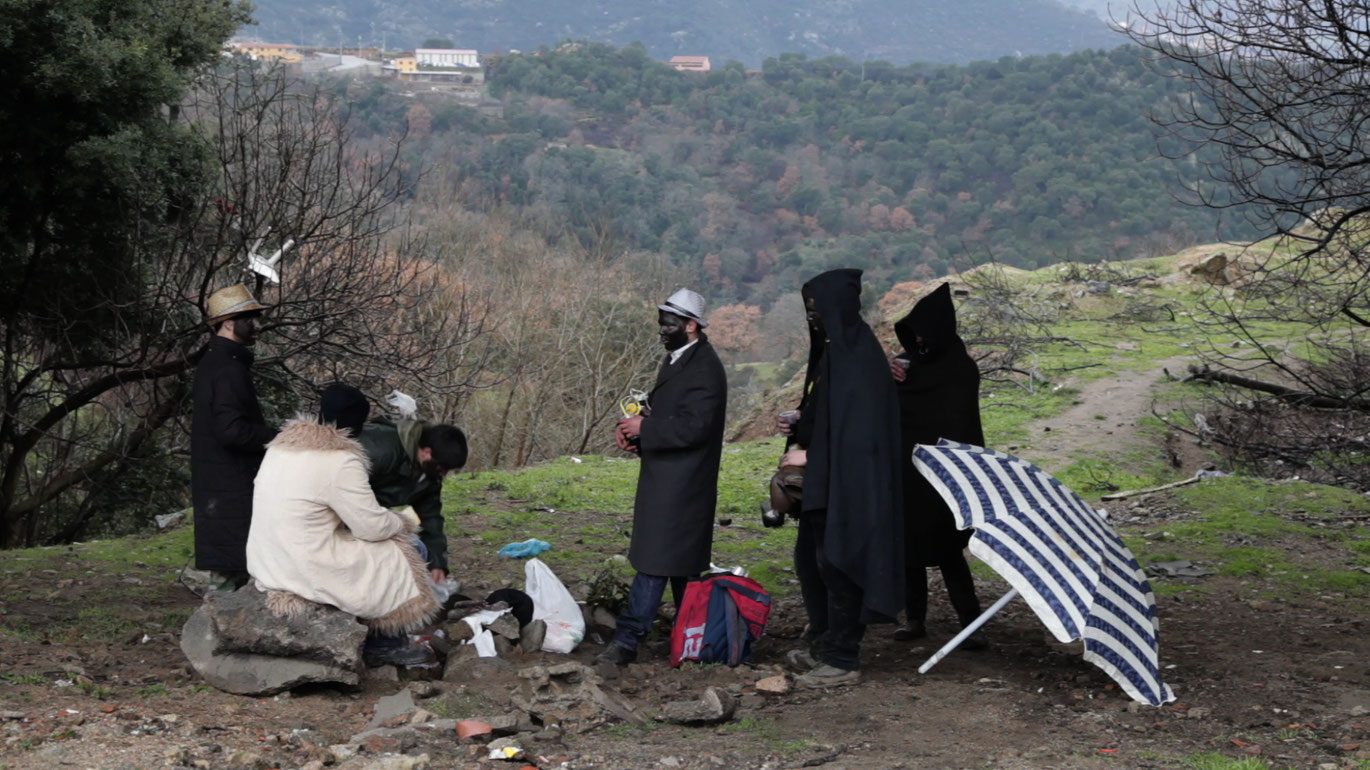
669, 574, 772, 667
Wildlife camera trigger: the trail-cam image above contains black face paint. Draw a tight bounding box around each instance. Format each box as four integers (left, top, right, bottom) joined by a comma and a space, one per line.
233, 313, 261, 345
658, 311, 689, 351
804, 296, 823, 335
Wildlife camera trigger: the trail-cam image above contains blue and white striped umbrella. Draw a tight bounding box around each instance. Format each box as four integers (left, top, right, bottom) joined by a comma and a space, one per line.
912, 439, 1176, 706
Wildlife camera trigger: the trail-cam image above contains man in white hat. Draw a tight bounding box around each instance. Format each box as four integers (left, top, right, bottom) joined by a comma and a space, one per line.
598, 288, 728, 665
191, 284, 278, 590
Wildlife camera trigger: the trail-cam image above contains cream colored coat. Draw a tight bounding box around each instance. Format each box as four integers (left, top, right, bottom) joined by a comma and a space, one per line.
247, 419, 439, 634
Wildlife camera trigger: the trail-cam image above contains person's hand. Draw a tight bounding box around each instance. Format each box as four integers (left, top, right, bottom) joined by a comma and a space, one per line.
780, 447, 807, 468
777, 411, 799, 435
616, 416, 643, 453
618, 416, 643, 439
431, 568, 447, 583
891, 357, 908, 382
613, 423, 633, 451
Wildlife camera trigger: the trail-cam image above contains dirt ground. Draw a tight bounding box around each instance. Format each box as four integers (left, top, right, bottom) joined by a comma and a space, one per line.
3, 366, 1369, 770
2, 539, 1368, 770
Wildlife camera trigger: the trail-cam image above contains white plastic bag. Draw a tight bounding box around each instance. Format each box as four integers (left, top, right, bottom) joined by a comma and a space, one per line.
524, 558, 585, 653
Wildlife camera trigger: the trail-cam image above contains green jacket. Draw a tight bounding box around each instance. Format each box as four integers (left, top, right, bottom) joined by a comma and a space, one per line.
358, 418, 447, 572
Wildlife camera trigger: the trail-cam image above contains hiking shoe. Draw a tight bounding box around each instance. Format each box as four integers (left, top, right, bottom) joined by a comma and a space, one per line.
893, 621, 927, 641
594, 641, 638, 666
796, 664, 860, 689
784, 648, 818, 672
363, 642, 435, 668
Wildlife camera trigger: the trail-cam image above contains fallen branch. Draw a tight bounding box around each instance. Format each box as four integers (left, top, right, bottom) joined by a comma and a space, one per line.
1185, 364, 1370, 412
1100, 475, 1202, 501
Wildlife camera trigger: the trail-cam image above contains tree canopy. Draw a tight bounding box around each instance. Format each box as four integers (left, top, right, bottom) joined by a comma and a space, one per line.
342, 42, 1263, 306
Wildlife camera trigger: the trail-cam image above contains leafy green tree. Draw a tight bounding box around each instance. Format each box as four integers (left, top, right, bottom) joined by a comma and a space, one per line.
0, 0, 249, 545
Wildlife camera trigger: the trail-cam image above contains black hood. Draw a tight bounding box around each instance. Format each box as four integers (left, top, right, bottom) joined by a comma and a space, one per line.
803, 268, 865, 355
895, 283, 958, 364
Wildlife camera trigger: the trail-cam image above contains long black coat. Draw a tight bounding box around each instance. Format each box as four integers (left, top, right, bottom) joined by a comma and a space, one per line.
800, 269, 905, 620
191, 336, 276, 571
628, 336, 728, 577
895, 283, 983, 566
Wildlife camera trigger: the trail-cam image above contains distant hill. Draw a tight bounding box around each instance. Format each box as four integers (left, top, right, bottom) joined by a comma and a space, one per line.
245, 0, 1126, 65
333, 43, 1264, 307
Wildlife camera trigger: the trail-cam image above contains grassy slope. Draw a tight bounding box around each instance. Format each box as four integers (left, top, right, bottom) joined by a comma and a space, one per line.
5, 246, 1368, 647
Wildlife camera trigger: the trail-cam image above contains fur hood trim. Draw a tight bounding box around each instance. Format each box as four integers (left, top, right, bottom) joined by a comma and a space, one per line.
269, 417, 368, 464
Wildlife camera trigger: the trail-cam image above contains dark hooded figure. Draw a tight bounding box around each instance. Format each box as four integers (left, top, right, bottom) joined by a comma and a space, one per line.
891, 282, 986, 648
781, 268, 904, 688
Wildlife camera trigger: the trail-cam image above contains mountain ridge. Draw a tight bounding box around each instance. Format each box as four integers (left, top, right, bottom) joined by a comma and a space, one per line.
246, 0, 1127, 65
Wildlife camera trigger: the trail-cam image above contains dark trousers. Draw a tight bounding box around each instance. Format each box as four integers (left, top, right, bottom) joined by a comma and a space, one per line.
906, 551, 982, 626
795, 510, 866, 670
613, 572, 687, 651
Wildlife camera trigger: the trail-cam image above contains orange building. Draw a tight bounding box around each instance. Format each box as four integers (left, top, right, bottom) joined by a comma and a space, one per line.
231, 41, 303, 63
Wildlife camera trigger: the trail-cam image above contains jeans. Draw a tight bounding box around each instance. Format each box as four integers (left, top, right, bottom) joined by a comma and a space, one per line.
612, 572, 687, 651
795, 510, 866, 670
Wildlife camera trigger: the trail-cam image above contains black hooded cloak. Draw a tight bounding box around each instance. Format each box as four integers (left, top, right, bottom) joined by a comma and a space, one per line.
894, 283, 983, 566
799, 269, 905, 620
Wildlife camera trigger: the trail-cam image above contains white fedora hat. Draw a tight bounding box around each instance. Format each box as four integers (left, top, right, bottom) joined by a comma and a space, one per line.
658, 288, 708, 328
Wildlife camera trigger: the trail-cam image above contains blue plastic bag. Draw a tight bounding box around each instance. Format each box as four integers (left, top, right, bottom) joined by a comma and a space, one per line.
498, 538, 552, 558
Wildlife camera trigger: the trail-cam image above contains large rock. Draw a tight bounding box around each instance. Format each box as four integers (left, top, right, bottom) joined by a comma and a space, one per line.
180, 586, 368, 696
207, 586, 367, 668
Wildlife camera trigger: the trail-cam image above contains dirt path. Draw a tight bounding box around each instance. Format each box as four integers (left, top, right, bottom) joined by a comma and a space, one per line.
1017, 355, 1196, 475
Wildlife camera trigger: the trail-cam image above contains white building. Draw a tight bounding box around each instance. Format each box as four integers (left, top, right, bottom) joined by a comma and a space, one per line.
416, 48, 479, 68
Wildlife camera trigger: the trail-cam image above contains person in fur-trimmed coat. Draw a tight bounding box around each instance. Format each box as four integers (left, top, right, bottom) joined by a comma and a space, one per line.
247, 385, 439, 645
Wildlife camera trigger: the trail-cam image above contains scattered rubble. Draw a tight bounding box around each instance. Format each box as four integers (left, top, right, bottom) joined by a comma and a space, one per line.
659, 686, 737, 726
512, 662, 645, 731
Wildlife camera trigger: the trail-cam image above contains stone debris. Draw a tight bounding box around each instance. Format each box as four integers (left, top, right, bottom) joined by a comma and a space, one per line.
511, 662, 645, 731
659, 686, 737, 726
754, 674, 790, 695
356, 754, 431, 770
520, 619, 547, 652
408, 680, 442, 699
154, 509, 188, 530
367, 690, 417, 729
328, 744, 359, 762
442, 655, 516, 684
363, 665, 400, 684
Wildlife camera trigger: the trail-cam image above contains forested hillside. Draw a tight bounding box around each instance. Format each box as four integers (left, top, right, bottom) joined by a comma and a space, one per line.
249, 0, 1122, 65
343, 43, 1257, 307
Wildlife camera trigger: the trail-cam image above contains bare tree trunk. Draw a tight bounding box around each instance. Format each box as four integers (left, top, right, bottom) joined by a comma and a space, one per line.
1186, 365, 1370, 412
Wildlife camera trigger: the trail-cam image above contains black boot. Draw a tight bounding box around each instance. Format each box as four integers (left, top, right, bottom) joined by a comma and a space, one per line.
957, 609, 989, 651
893, 619, 927, 641
594, 641, 637, 666
363, 641, 436, 668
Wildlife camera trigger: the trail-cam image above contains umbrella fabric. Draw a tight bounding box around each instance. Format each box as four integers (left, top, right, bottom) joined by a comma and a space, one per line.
912, 439, 1175, 706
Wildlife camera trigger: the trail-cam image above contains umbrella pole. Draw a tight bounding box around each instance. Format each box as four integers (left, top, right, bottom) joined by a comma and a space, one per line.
917, 587, 1019, 674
